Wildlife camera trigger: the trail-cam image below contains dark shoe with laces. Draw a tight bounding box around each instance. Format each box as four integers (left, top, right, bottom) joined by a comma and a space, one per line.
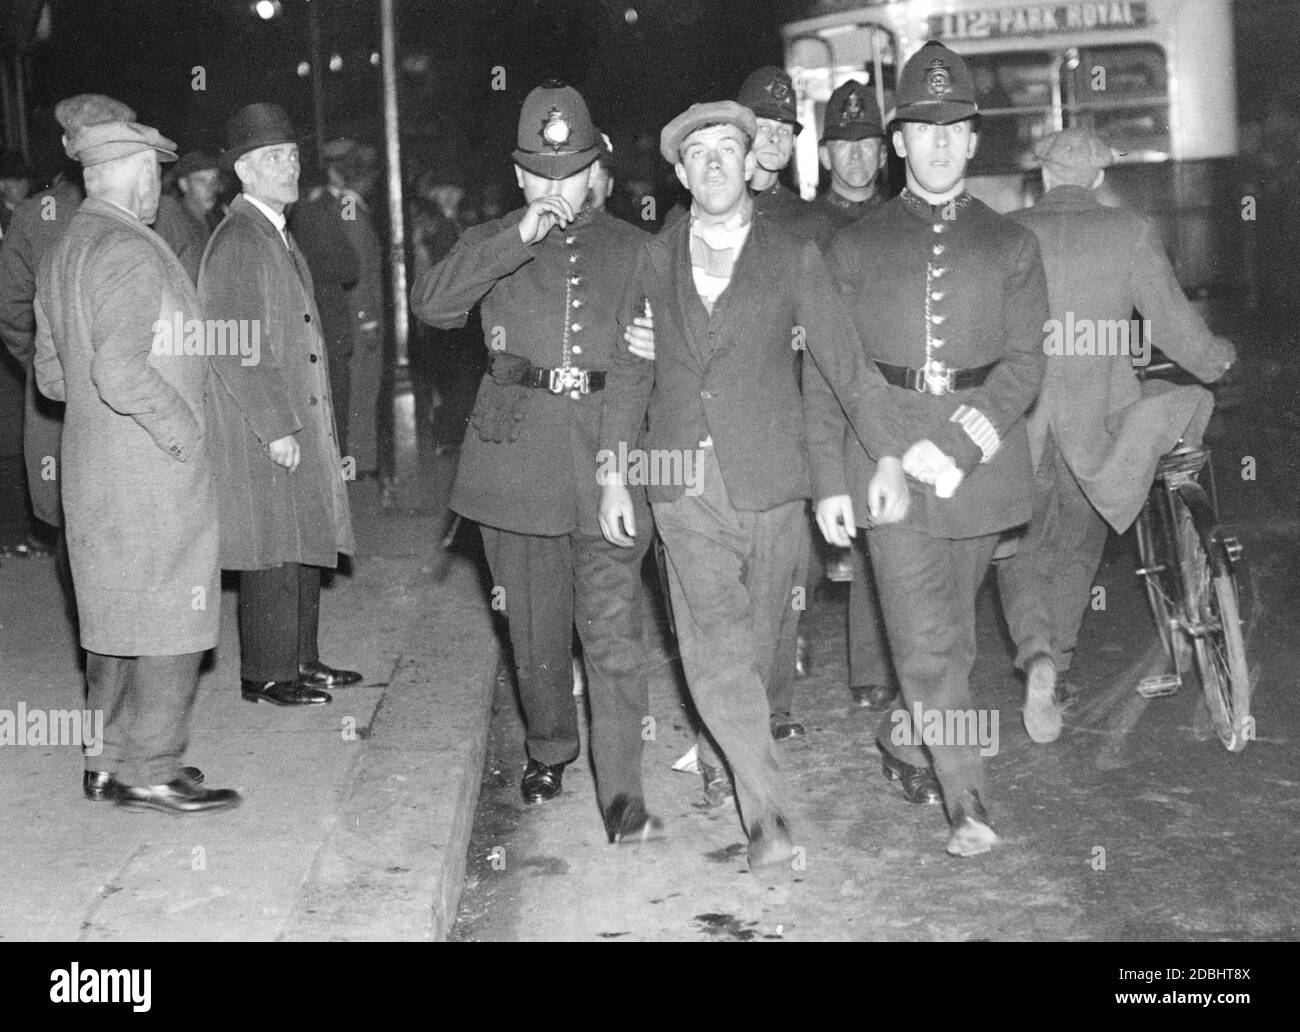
878, 739, 942, 805
520, 759, 565, 804
85, 766, 203, 801
945, 790, 999, 857
850, 683, 898, 711
242, 679, 331, 706
603, 793, 664, 844
297, 660, 363, 688
116, 779, 242, 815
770, 711, 806, 741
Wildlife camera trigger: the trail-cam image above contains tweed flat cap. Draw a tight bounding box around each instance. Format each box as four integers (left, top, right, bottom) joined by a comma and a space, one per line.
1034, 129, 1115, 172
68, 121, 177, 167
660, 101, 757, 163
55, 94, 137, 158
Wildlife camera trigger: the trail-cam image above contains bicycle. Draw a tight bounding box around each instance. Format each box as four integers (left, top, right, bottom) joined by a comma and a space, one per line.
1133, 365, 1253, 752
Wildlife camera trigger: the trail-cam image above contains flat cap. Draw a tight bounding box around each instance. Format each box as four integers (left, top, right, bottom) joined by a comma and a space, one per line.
67, 121, 177, 167
55, 94, 137, 158
1034, 129, 1115, 172
660, 101, 756, 164
173, 149, 219, 179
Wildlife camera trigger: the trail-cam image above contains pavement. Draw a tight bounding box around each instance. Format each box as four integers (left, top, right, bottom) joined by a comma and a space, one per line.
0, 412, 500, 942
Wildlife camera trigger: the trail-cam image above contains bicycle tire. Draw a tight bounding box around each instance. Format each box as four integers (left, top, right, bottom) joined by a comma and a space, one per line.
1135, 500, 1192, 677
1171, 486, 1252, 752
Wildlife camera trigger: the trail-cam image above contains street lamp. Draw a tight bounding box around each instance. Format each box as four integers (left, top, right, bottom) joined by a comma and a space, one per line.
252, 0, 282, 20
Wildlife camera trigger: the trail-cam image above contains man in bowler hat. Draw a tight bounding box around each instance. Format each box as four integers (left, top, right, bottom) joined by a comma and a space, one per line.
200, 102, 360, 707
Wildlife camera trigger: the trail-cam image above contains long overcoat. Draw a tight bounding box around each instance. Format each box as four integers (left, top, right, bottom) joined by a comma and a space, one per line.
33, 197, 219, 656
199, 195, 354, 570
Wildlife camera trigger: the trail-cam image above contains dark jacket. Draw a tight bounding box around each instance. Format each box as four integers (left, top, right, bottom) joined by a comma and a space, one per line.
600, 211, 905, 510
199, 194, 355, 569
151, 194, 211, 286
287, 191, 360, 366
809, 191, 1048, 539
411, 206, 648, 536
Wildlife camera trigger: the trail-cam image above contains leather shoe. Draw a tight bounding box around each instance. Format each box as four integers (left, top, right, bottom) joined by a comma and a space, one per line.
298, 660, 363, 688
945, 791, 1000, 857
242, 679, 331, 706
700, 760, 735, 809
521, 759, 564, 804
850, 683, 898, 711
117, 779, 242, 815
770, 711, 806, 741
603, 793, 664, 844
84, 766, 203, 801
1022, 651, 1063, 743
747, 813, 794, 870
878, 739, 942, 805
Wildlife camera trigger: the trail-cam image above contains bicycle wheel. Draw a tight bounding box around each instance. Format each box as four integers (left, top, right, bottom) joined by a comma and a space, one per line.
1135, 500, 1192, 677
1171, 487, 1252, 752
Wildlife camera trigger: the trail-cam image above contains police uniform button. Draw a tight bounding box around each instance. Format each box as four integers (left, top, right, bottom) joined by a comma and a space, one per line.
931, 314, 946, 325
933, 224, 943, 233
932, 267, 947, 277
571, 298, 583, 308
565, 235, 576, 245
309, 396, 319, 405
932, 338, 946, 348
932, 244, 945, 256
569, 254, 578, 264
569, 275, 582, 286
571, 322, 582, 332
569, 390, 581, 399
310, 354, 319, 362
701, 389, 714, 399
571, 345, 582, 354
931, 291, 945, 301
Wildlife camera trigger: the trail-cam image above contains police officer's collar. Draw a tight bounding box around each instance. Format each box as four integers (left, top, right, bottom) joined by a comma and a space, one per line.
825, 189, 878, 212
900, 187, 973, 220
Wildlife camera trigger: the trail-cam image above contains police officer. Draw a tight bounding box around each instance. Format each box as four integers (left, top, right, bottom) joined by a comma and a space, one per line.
410, 83, 660, 844
816, 79, 888, 229
807, 41, 1048, 857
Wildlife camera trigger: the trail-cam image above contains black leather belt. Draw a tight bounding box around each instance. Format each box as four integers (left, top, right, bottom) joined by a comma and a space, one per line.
495, 362, 606, 394
876, 359, 996, 396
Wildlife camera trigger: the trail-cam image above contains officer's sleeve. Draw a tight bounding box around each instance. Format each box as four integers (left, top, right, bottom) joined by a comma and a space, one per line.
87, 236, 202, 461
0, 200, 39, 365
798, 240, 906, 483
1130, 218, 1234, 382
598, 242, 656, 474
927, 229, 1049, 474
409, 217, 537, 331
33, 292, 64, 403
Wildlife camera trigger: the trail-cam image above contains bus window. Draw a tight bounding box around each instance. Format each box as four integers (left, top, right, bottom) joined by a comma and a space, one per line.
1063, 44, 1170, 160
967, 53, 1056, 175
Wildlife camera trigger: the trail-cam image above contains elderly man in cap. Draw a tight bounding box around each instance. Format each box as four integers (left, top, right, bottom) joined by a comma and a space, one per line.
599, 99, 910, 869
33, 119, 239, 813
411, 82, 662, 844
996, 128, 1237, 741
807, 41, 1048, 857
200, 102, 359, 708
0, 94, 136, 595
152, 149, 221, 284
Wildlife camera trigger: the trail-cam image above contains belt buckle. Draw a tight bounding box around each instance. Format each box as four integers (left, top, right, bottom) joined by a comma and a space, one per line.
548, 367, 588, 394
922, 360, 954, 396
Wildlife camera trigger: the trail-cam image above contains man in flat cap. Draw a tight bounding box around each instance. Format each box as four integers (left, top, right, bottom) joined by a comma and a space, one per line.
807, 41, 1048, 857
33, 119, 239, 813
152, 149, 221, 284
599, 99, 910, 869
0, 94, 135, 599
996, 128, 1236, 740
200, 102, 359, 709
411, 82, 662, 845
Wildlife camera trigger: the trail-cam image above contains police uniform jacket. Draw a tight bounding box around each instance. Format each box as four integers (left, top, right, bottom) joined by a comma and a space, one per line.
753, 182, 834, 251
199, 194, 355, 570
1009, 185, 1234, 533
410, 206, 648, 537
600, 213, 905, 510
816, 189, 881, 231
33, 198, 219, 655
808, 190, 1048, 539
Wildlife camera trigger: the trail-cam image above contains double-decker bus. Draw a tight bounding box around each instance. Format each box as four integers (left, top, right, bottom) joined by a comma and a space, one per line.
782, 0, 1242, 300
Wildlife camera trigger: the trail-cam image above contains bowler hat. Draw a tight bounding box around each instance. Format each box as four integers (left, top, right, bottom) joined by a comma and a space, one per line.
660, 101, 757, 164
222, 103, 300, 169
821, 80, 883, 142
893, 42, 979, 125
737, 66, 802, 132
512, 82, 600, 180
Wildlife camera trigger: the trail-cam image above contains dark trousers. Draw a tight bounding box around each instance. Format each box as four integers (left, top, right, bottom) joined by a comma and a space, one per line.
997, 434, 1110, 674
479, 509, 651, 813
766, 508, 811, 718
85, 651, 203, 786
237, 563, 321, 683
848, 534, 896, 688
653, 447, 799, 836
869, 523, 999, 809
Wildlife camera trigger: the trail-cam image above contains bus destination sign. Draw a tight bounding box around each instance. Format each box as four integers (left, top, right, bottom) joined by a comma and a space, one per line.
930, 2, 1150, 41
